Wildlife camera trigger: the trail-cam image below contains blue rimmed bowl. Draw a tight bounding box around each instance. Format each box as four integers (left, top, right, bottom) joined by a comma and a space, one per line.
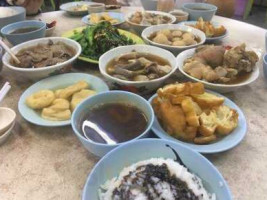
182, 3, 217, 21
71, 91, 154, 157
83, 138, 232, 200
1, 20, 46, 45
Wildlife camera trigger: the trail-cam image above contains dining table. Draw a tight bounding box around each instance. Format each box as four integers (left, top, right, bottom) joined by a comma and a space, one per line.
0, 7, 267, 200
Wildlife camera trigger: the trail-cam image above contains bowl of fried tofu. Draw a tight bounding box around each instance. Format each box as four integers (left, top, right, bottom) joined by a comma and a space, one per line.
149, 82, 247, 153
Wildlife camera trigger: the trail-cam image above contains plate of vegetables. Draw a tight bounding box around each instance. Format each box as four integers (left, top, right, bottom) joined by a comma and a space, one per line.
62, 22, 145, 64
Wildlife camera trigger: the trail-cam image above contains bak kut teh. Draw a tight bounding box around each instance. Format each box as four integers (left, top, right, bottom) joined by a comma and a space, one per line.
81, 103, 148, 144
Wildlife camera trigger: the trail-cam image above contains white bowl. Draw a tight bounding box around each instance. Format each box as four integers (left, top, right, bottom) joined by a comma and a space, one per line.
45, 26, 56, 37
2, 37, 81, 80
142, 24, 206, 55
0, 107, 16, 134
99, 45, 177, 95
176, 48, 260, 93
126, 10, 176, 34
0, 121, 15, 145
60, 1, 94, 16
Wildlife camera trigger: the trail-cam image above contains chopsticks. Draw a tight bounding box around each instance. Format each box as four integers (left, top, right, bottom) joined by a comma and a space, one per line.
0, 39, 20, 64
0, 82, 11, 103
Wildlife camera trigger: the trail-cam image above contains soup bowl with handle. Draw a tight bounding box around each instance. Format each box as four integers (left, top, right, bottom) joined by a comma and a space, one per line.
99, 45, 178, 95
2, 37, 81, 81
1, 20, 46, 45
71, 91, 154, 157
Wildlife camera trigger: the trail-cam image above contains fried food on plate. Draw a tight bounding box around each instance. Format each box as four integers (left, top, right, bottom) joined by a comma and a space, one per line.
194, 135, 217, 144
199, 111, 217, 136
26, 80, 97, 121
152, 82, 239, 144
188, 17, 226, 38
215, 105, 239, 135
55, 80, 89, 99
191, 92, 224, 109
90, 13, 119, 25
71, 89, 96, 111
41, 99, 71, 121
26, 90, 55, 109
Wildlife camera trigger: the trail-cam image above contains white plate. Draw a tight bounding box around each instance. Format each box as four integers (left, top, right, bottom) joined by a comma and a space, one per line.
148, 90, 247, 154
176, 48, 260, 93
60, 1, 94, 16
179, 21, 228, 42
82, 12, 125, 26
18, 73, 109, 127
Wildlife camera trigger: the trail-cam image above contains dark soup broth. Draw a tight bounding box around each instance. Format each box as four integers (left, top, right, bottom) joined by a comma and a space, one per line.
191, 7, 210, 11
226, 72, 251, 84
10, 27, 40, 34
81, 103, 148, 144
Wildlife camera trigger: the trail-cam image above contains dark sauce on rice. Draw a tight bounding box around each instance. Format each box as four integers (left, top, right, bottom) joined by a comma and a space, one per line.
112, 164, 199, 200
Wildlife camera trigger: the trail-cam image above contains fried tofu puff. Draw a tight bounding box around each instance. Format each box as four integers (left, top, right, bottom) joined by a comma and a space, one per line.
71, 89, 96, 111
41, 99, 71, 121
55, 81, 89, 99
26, 90, 55, 109
157, 101, 196, 141
181, 97, 200, 127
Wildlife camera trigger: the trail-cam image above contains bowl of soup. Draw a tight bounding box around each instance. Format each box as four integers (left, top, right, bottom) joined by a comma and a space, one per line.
1, 20, 46, 45
71, 91, 154, 157
0, 7, 26, 30
99, 45, 177, 95
2, 37, 81, 80
182, 3, 217, 21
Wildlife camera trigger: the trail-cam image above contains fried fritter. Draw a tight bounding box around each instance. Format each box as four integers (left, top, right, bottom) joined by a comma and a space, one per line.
157, 100, 186, 138
26, 90, 55, 109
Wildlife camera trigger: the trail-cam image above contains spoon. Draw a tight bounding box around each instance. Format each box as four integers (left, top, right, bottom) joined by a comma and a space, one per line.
82, 120, 117, 145
0, 39, 20, 64
0, 107, 16, 135
0, 82, 11, 103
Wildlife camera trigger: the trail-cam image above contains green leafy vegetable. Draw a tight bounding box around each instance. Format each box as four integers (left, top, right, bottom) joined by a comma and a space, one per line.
70, 21, 135, 60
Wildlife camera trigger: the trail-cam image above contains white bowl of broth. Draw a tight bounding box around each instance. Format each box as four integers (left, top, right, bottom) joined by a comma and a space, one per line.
71, 91, 154, 157
99, 45, 177, 95
142, 24, 206, 56
2, 37, 81, 80
176, 48, 260, 93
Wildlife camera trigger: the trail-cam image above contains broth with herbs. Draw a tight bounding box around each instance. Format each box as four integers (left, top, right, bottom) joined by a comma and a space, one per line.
10, 27, 40, 34
106, 51, 172, 82
81, 103, 148, 144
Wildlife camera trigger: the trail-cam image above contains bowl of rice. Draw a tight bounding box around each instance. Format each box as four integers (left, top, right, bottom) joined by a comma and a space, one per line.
83, 138, 232, 200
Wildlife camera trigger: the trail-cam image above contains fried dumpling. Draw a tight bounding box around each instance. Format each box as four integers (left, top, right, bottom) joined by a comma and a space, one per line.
71, 89, 96, 111
55, 81, 89, 99
41, 99, 71, 121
